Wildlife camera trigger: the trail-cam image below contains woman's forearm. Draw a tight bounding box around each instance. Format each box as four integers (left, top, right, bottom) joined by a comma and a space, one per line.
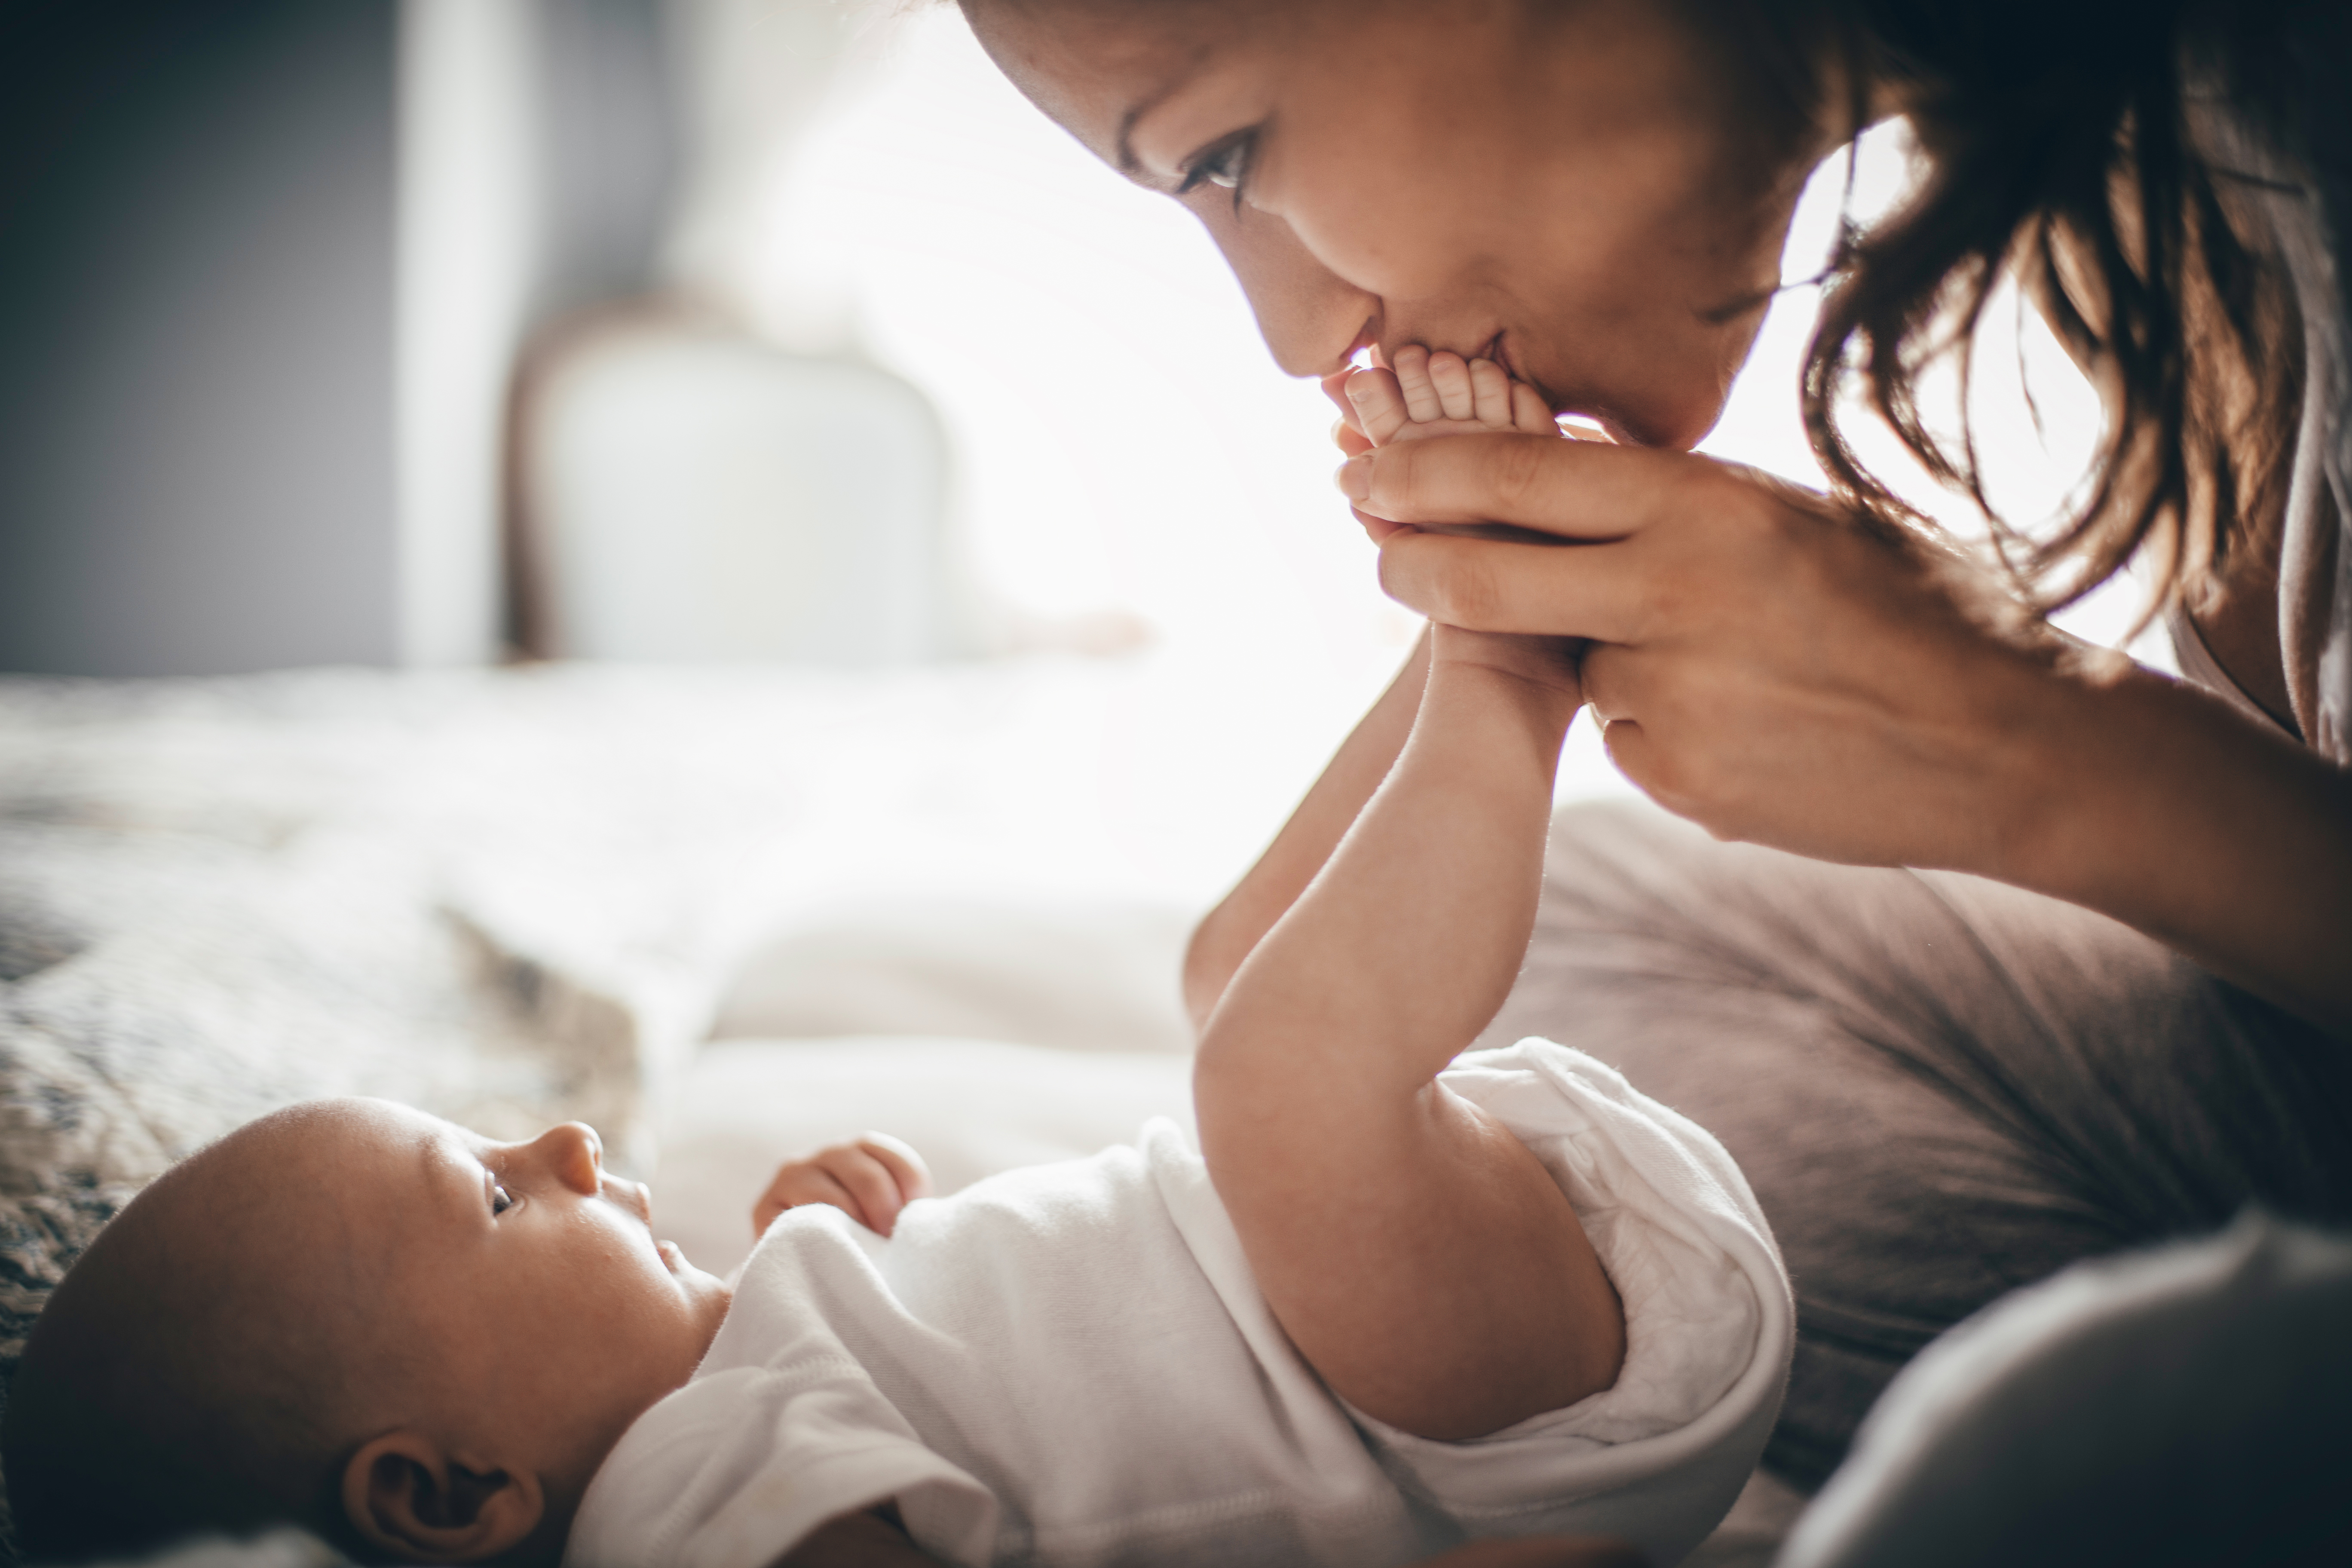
1343, 435, 2351, 1032
1996, 658, 2352, 1034
1182, 629, 1431, 1031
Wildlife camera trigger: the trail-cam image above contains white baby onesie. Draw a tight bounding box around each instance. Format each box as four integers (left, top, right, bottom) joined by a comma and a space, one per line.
565, 1039, 1795, 1568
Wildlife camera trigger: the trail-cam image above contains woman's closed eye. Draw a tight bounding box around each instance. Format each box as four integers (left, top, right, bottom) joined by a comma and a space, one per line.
1178, 128, 1258, 209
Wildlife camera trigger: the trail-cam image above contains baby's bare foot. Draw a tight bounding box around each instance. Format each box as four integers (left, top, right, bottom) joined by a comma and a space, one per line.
1344, 345, 1559, 447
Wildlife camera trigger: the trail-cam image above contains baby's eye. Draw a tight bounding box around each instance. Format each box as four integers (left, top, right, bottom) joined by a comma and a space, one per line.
490, 1180, 515, 1217
1178, 130, 1257, 202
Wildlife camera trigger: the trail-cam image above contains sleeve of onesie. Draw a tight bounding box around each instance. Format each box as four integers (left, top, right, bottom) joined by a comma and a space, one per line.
564, 1358, 1001, 1568
1350, 1038, 1796, 1568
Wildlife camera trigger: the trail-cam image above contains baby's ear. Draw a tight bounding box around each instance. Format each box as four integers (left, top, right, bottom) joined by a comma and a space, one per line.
343, 1432, 544, 1564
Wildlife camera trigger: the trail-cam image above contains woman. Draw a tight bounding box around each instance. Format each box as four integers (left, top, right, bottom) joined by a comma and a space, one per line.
961, 0, 2352, 1510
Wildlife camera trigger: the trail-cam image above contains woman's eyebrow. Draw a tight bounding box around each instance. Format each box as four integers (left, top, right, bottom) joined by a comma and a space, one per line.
1113, 76, 1191, 191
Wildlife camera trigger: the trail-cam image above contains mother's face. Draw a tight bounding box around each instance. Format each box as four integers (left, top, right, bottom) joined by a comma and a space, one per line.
967, 0, 1828, 450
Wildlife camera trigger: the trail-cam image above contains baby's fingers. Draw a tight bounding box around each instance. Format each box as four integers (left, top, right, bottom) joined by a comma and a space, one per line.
753, 1164, 864, 1237
813, 1142, 916, 1237
815, 1135, 931, 1237
853, 1132, 934, 1205
753, 1134, 932, 1238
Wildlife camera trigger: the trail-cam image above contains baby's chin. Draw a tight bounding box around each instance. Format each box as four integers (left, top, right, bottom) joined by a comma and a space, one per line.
662, 1242, 734, 1326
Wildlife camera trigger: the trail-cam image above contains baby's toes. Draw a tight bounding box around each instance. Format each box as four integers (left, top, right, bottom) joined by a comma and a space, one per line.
1425, 351, 1477, 421
1344, 366, 1412, 445
1469, 357, 1519, 428
1511, 380, 1563, 437
1390, 344, 1443, 424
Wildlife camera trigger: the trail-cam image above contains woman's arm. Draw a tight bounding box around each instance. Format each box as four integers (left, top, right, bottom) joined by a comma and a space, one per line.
1341, 434, 2352, 1033
1182, 627, 1430, 1031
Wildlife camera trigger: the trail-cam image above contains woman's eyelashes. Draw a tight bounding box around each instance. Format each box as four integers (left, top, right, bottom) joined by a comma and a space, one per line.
1178, 128, 1258, 208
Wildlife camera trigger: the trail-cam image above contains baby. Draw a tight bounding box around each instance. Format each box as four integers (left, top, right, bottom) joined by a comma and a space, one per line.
4, 352, 1791, 1568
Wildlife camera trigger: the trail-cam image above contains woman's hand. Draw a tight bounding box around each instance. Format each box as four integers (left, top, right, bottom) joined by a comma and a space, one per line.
1335, 431, 2352, 1030
754, 1134, 933, 1240
1340, 432, 2065, 874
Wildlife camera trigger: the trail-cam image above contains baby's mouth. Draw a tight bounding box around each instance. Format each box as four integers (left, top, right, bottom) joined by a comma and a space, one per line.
658, 1239, 688, 1273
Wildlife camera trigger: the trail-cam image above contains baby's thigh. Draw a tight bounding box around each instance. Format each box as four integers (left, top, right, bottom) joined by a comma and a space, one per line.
1478, 799, 2352, 1487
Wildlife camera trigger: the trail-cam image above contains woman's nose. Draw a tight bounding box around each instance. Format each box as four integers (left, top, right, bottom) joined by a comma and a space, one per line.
1195, 201, 1380, 379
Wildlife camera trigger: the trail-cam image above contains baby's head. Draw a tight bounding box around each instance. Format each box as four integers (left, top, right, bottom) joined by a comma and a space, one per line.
4, 1099, 730, 1566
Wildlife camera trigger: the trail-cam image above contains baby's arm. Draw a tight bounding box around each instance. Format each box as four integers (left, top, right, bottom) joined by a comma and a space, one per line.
1194, 626, 1626, 1441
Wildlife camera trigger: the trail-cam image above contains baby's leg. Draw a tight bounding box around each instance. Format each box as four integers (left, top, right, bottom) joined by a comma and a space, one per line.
1194, 610, 1622, 1441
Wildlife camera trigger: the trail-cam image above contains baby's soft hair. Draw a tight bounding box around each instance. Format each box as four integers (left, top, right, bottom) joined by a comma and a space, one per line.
3, 1110, 371, 1563
1720, 0, 2315, 619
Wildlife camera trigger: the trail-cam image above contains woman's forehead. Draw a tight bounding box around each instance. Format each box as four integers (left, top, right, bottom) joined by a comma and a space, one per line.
962, 0, 1279, 165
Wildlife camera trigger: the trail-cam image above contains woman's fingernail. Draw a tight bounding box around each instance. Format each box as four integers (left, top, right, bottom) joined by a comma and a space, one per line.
1337, 452, 1373, 501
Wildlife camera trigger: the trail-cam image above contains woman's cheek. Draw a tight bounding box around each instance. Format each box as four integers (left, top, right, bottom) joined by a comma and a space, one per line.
1258, 135, 1496, 305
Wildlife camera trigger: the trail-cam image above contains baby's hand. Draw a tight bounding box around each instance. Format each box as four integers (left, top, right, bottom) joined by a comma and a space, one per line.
754, 1133, 933, 1240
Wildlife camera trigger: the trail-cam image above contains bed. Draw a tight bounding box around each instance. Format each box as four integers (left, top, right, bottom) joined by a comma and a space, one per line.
0, 657, 1790, 1568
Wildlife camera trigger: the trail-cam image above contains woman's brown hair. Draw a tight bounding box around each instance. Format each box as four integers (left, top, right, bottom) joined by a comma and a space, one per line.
1748, 0, 2311, 616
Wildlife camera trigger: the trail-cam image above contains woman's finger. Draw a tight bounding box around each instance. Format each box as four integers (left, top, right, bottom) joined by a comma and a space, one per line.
1574, 639, 1634, 723
1592, 717, 1679, 814
1338, 431, 1685, 536
1571, 648, 1690, 813
1376, 529, 1656, 644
